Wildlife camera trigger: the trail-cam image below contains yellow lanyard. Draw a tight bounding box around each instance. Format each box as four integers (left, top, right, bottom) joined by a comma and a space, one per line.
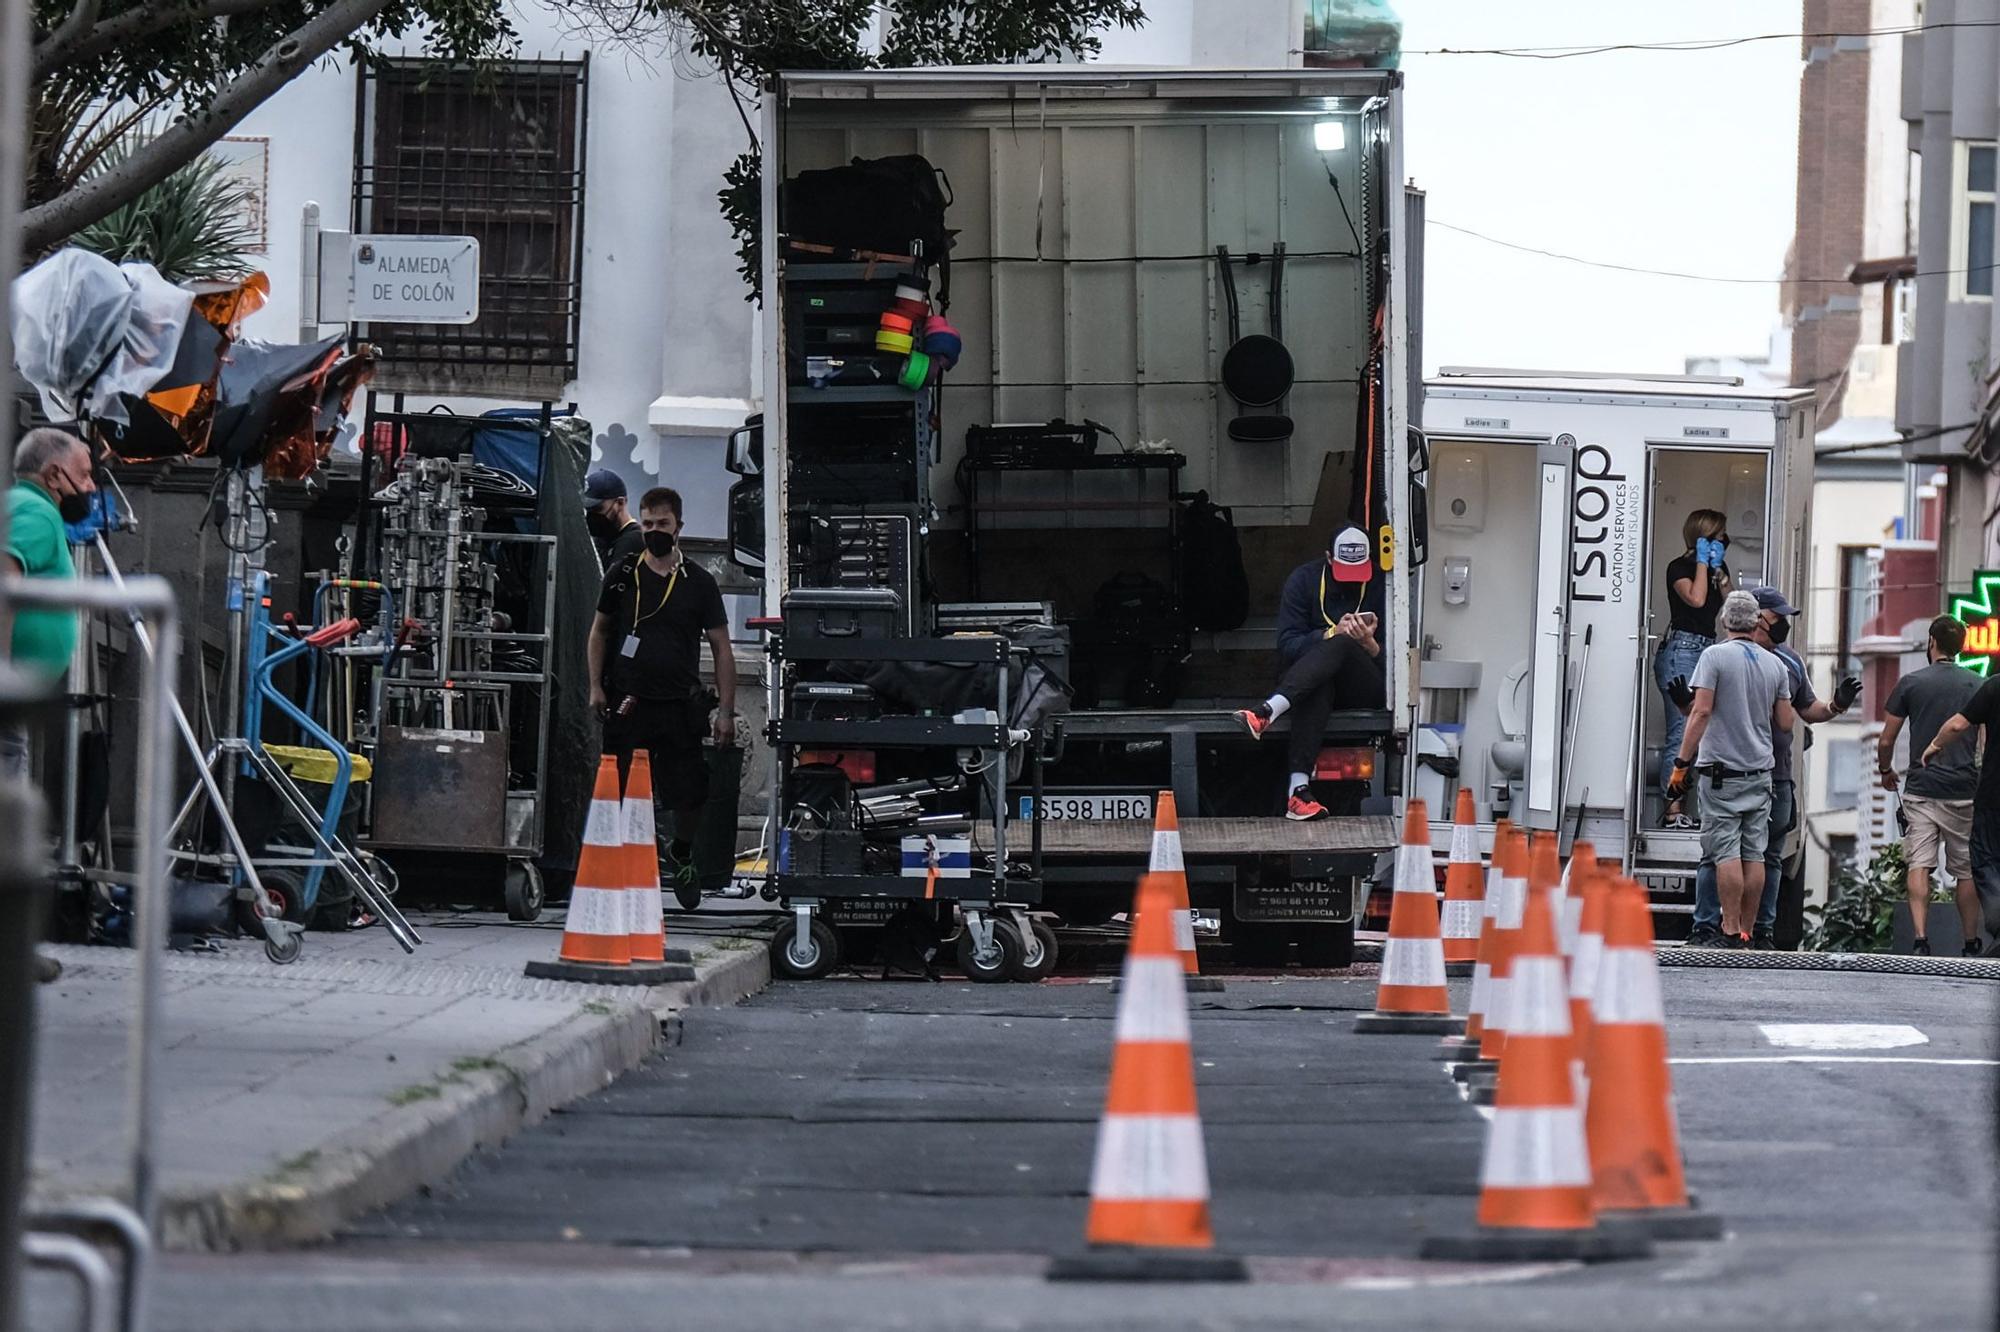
631, 560, 679, 628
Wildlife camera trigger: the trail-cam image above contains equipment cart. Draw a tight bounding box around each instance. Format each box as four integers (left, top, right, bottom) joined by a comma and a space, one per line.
763, 622, 1052, 981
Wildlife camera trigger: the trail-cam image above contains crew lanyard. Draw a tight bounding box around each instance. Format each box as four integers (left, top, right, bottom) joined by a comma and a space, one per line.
1318, 566, 1367, 629
631, 560, 679, 628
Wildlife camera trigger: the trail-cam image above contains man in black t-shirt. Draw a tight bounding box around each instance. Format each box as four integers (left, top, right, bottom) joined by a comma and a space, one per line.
584, 468, 645, 568
1920, 671, 2000, 948
588, 486, 735, 906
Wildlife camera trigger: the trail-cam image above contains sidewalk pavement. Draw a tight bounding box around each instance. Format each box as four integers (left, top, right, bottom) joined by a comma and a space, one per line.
28, 907, 775, 1250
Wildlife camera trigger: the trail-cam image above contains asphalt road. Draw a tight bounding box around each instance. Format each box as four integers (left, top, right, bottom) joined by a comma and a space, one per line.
30, 965, 2000, 1330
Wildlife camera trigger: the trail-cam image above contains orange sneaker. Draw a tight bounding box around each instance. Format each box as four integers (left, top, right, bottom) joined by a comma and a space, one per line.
1286, 786, 1330, 822
1235, 708, 1272, 740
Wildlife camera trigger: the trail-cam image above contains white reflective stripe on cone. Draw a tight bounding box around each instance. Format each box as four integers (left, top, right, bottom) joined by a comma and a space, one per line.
624, 797, 657, 847
1449, 822, 1479, 864
1467, 961, 1491, 1017
1380, 938, 1447, 988
1442, 899, 1483, 937
1503, 957, 1573, 1036
1590, 947, 1667, 1025
1482, 866, 1505, 920
1481, 1107, 1592, 1188
1395, 841, 1432, 893
1568, 933, 1604, 1002
1171, 909, 1198, 955
1558, 894, 1584, 957
1496, 877, 1527, 930
1089, 1114, 1211, 1200
1115, 958, 1194, 1043
567, 887, 626, 936
1150, 831, 1184, 873
1483, 975, 1512, 1033
584, 800, 622, 848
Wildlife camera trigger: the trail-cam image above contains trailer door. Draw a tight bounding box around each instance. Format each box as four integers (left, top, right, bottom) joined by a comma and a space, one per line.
1523, 442, 1576, 832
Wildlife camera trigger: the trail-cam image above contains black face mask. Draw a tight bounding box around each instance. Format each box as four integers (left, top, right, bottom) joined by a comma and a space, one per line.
57, 490, 92, 524
586, 509, 616, 541
1766, 616, 1790, 644
643, 529, 676, 557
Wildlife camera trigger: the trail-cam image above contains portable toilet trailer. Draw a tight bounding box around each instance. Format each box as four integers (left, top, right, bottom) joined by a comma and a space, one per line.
1416, 368, 1816, 929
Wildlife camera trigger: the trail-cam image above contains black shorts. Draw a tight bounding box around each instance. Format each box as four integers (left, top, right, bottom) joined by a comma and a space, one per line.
602, 695, 710, 810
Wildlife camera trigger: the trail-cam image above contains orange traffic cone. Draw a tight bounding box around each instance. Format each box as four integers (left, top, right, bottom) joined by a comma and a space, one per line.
1152, 791, 1223, 993
623, 752, 695, 976
526, 755, 684, 985
1049, 871, 1245, 1282
1357, 799, 1459, 1034
1422, 850, 1652, 1262
1440, 790, 1484, 975
1474, 827, 1530, 1064
1565, 846, 1609, 1108
1469, 831, 1559, 1105
1586, 877, 1724, 1241
1447, 817, 1511, 1065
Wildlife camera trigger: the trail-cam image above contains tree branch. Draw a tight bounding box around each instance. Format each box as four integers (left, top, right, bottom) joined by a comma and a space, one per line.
34, 0, 295, 81
23, 0, 394, 252
31, 0, 104, 81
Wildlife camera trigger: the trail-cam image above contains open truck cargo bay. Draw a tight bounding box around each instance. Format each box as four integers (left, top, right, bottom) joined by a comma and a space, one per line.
752, 67, 1414, 969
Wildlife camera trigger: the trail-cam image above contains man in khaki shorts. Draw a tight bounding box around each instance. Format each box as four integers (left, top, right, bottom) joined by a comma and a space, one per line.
1879, 615, 1983, 956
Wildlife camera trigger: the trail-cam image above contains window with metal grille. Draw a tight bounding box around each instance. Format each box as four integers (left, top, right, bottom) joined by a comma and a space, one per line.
353, 58, 588, 398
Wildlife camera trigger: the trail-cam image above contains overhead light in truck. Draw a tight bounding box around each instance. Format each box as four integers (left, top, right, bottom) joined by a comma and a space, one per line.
1313, 119, 1346, 153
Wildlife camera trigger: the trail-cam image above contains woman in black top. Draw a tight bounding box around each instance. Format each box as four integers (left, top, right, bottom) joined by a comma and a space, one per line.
1653, 508, 1731, 827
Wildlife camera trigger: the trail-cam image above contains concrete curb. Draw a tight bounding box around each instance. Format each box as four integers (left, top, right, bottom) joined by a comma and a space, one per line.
151, 939, 774, 1252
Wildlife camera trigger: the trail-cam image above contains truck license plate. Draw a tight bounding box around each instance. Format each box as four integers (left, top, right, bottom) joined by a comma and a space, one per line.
1233, 878, 1354, 923
1019, 793, 1154, 822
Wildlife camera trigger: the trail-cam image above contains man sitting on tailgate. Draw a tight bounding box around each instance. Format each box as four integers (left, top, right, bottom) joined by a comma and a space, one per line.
1234, 526, 1386, 821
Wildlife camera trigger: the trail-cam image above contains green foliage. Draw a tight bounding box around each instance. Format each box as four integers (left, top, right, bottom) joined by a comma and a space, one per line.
70, 142, 261, 282
1803, 844, 1937, 953
700, 0, 1148, 299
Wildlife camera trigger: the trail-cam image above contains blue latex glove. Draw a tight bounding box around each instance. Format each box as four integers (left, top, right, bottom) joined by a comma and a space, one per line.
1692, 537, 1710, 568
63, 486, 118, 544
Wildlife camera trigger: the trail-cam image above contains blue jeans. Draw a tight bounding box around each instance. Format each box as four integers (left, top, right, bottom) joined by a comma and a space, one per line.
1693, 776, 1793, 934
1653, 631, 1712, 803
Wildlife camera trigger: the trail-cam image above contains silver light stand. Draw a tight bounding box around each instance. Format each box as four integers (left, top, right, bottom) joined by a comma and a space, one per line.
155, 470, 421, 960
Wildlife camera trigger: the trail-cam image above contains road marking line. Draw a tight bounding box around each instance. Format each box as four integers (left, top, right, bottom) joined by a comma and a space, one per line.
1672, 1055, 1998, 1066
1757, 1022, 1927, 1050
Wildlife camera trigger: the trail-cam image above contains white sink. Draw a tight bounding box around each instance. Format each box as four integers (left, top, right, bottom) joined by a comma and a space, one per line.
1420, 659, 1482, 691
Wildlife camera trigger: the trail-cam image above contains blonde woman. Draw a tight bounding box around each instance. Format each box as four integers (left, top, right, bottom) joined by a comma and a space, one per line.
1655, 508, 1731, 828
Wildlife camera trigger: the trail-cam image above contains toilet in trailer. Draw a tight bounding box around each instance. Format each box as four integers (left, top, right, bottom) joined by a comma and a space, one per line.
1416, 369, 1815, 925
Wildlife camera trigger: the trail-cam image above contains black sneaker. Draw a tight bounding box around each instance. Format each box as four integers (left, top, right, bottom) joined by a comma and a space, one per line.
1912, 937, 1932, 957
1687, 926, 1726, 948
1717, 933, 1745, 950
1750, 930, 1777, 951
1965, 939, 1986, 959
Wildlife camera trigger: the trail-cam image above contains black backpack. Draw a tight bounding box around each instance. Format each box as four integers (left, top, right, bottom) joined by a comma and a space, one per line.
781, 154, 957, 305
1178, 491, 1249, 632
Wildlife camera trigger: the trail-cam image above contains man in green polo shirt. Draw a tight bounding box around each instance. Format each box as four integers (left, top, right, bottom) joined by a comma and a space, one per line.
4, 426, 96, 781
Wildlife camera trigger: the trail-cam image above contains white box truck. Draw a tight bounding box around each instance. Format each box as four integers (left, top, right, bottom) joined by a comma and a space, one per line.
738, 66, 1418, 974
1416, 369, 1817, 929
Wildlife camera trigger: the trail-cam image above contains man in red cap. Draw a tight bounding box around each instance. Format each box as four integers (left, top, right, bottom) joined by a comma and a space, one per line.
1233, 527, 1385, 821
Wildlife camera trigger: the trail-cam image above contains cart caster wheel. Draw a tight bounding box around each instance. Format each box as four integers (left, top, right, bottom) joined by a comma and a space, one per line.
504, 861, 545, 922
265, 932, 304, 965
1008, 918, 1059, 982
772, 917, 841, 980
235, 866, 307, 937
957, 919, 1023, 983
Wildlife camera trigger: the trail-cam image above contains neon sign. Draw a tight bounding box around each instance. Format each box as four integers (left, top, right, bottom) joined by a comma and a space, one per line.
1948, 570, 2000, 677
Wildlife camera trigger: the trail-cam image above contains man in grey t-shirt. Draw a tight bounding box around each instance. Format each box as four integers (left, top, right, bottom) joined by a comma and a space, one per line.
1879, 615, 1984, 955
1668, 591, 1795, 940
